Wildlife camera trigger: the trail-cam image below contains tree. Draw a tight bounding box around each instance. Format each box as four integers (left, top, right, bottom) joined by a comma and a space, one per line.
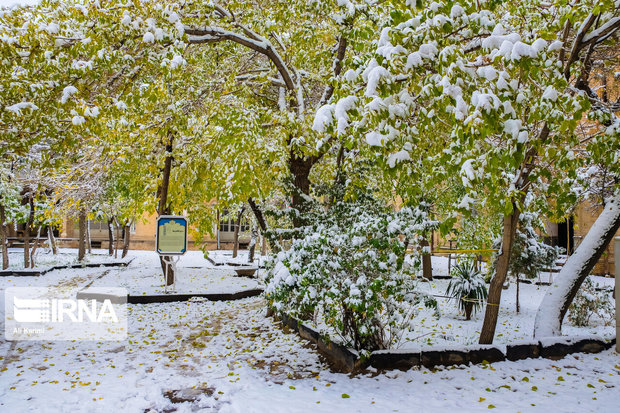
328, 0, 618, 344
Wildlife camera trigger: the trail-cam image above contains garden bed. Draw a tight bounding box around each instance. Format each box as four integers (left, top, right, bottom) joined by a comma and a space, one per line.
269, 309, 615, 373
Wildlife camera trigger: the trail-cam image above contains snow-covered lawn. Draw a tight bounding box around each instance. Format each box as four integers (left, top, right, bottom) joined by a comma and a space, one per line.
0, 249, 618, 412
0, 248, 131, 271
84, 251, 262, 296
399, 277, 615, 348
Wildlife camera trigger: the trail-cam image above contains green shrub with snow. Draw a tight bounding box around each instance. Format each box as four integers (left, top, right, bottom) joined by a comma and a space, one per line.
509, 211, 561, 280
446, 261, 488, 320
568, 278, 614, 327
265, 192, 438, 351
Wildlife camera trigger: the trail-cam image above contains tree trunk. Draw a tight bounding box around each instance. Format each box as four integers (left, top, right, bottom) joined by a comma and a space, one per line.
248, 197, 278, 253
421, 237, 433, 280
47, 225, 57, 255
0, 203, 9, 269
23, 192, 34, 268
78, 208, 87, 262
158, 136, 175, 286
516, 272, 520, 313
232, 207, 245, 259
86, 218, 92, 254
30, 226, 41, 268
114, 220, 120, 259
534, 192, 620, 337
122, 220, 131, 258
288, 154, 313, 227
248, 225, 258, 263
464, 301, 473, 321
107, 218, 114, 256
479, 202, 520, 344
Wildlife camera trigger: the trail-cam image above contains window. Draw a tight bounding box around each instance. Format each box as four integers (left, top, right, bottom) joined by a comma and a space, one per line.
219, 208, 249, 233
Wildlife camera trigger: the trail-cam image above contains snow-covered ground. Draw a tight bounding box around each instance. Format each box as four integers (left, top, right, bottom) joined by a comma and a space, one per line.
0, 249, 618, 412
0, 248, 131, 271
400, 277, 615, 348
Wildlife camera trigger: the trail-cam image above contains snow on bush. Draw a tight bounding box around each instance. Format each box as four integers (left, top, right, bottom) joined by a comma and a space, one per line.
567, 278, 614, 327
445, 261, 487, 320
265, 190, 438, 351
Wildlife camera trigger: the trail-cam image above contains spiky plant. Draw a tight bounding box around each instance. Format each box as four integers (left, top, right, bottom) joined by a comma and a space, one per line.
446, 261, 488, 320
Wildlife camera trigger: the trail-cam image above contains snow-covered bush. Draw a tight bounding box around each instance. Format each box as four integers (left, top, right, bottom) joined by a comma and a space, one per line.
509, 212, 561, 280
446, 261, 488, 320
567, 278, 614, 327
265, 192, 438, 351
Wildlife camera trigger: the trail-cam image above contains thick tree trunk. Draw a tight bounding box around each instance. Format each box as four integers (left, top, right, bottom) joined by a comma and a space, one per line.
23, 193, 34, 268
158, 137, 175, 286
122, 220, 131, 258
78, 208, 87, 262
232, 207, 245, 259
0, 203, 8, 269
479, 202, 520, 344
421, 237, 433, 280
288, 154, 313, 227
534, 192, 620, 337
107, 218, 114, 256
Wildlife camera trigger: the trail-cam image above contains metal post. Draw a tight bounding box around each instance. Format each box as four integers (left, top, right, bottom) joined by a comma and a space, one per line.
615, 236, 619, 353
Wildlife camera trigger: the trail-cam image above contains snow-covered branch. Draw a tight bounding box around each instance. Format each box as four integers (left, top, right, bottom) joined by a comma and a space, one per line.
185, 26, 299, 112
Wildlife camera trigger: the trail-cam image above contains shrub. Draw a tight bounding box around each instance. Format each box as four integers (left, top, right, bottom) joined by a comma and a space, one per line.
568, 278, 614, 327
446, 261, 488, 320
265, 193, 439, 351
509, 212, 561, 280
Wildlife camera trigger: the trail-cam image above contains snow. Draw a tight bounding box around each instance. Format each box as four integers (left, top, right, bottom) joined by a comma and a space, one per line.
387, 150, 411, 168
534, 191, 620, 337
365, 131, 385, 147
5, 102, 38, 115
0, 0, 39, 8
142, 32, 155, 43
582, 17, 620, 44
312, 104, 334, 133
460, 159, 476, 187
542, 86, 558, 101
365, 66, 390, 97
1, 250, 618, 412
60, 85, 78, 104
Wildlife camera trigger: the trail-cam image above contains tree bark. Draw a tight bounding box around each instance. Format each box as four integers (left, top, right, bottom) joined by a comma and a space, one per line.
47, 225, 57, 255
86, 218, 92, 254
248, 225, 258, 263
248, 197, 278, 253
534, 192, 620, 337
232, 206, 246, 258
479, 202, 520, 344
107, 218, 114, 256
78, 208, 87, 262
158, 136, 175, 286
288, 153, 314, 226
0, 203, 8, 269
421, 237, 433, 280
30, 226, 41, 268
122, 220, 131, 258
23, 192, 34, 268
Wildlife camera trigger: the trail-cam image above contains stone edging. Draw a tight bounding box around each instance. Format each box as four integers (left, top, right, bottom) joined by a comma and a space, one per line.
0, 259, 134, 277
268, 309, 616, 373
77, 288, 264, 304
